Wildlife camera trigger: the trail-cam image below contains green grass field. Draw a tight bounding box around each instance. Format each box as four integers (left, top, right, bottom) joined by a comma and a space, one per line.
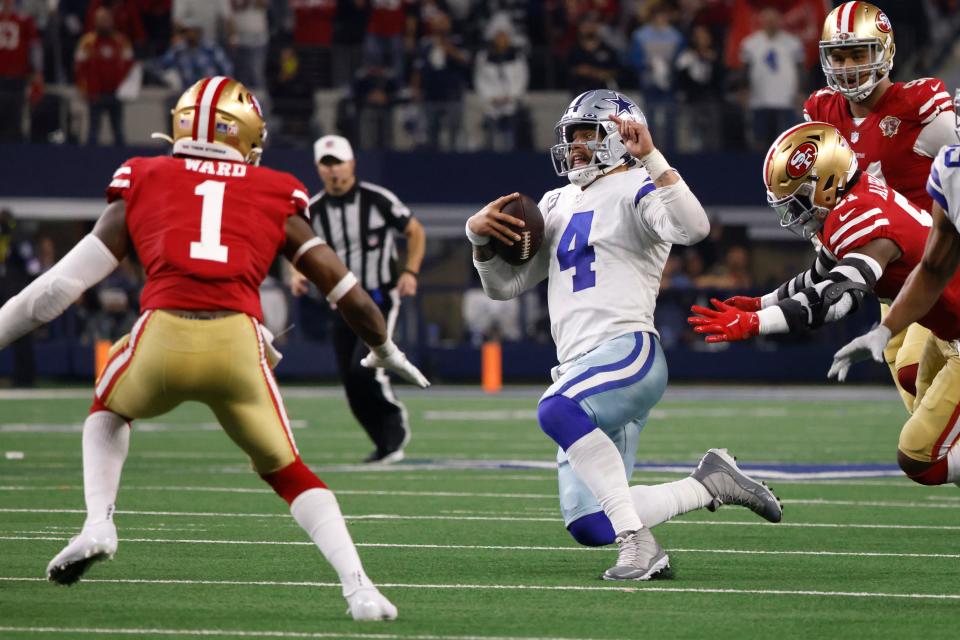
1, 385, 958, 639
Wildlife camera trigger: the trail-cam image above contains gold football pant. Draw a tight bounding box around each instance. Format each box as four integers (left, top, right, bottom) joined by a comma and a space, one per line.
899, 334, 960, 463
880, 302, 929, 413
93, 310, 298, 474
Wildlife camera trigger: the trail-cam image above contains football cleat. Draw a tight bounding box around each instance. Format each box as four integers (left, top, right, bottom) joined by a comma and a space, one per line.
345, 586, 398, 621
691, 448, 783, 523
602, 528, 670, 581
46, 520, 118, 586
362, 448, 405, 465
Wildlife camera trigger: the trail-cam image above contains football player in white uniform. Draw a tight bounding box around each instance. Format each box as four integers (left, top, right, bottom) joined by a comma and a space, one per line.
466, 90, 783, 581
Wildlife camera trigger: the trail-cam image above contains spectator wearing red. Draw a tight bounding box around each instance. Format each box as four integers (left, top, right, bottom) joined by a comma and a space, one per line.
85, 0, 146, 49
0, 0, 42, 142
75, 7, 134, 146
363, 0, 418, 81
290, 0, 337, 87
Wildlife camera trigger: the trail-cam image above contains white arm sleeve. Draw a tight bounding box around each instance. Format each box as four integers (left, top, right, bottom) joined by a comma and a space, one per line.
473, 247, 549, 301
914, 111, 958, 158
639, 178, 710, 246
0, 234, 119, 349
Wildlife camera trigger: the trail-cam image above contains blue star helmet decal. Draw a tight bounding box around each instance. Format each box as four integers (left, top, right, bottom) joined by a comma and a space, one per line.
603, 93, 635, 116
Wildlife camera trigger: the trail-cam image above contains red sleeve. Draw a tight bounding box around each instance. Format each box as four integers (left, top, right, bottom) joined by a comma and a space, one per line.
287, 176, 311, 220
802, 92, 818, 121
106, 158, 138, 203
908, 78, 955, 126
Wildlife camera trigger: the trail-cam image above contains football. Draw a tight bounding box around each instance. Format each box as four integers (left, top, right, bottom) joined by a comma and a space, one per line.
492, 193, 544, 266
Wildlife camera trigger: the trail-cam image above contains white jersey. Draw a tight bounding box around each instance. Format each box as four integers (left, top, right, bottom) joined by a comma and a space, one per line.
928, 144, 960, 227
473, 165, 707, 365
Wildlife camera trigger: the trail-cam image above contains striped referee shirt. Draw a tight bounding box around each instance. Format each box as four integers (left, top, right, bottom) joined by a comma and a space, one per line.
307, 181, 413, 291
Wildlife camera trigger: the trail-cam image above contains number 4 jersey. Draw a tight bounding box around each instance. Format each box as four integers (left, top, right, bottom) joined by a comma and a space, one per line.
107, 156, 310, 321
536, 167, 673, 364
820, 171, 960, 341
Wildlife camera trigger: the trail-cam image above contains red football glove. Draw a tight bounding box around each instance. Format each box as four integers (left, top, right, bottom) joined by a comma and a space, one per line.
687, 298, 761, 343
721, 295, 762, 312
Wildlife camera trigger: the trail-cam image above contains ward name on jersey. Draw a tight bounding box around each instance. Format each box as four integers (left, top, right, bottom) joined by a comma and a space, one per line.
106, 156, 310, 321
822, 172, 960, 340
804, 78, 954, 210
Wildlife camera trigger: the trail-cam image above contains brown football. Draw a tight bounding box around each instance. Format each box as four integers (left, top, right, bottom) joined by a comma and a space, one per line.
492, 193, 544, 266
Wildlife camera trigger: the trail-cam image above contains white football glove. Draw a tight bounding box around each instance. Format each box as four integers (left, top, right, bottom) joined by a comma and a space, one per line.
345, 586, 398, 621
827, 324, 891, 382
361, 339, 430, 388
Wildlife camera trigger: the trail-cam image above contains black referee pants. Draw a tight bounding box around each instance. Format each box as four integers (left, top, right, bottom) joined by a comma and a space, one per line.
331, 287, 409, 454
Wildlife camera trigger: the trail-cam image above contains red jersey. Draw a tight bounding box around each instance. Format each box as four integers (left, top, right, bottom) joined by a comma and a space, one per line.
74, 32, 134, 97
819, 173, 960, 340
106, 156, 310, 321
804, 79, 954, 211
291, 0, 337, 47
367, 0, 412, 38
0, 11, 38, 79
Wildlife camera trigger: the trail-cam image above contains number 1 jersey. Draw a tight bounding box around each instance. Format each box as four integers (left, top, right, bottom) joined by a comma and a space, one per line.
106, 156, 310, 321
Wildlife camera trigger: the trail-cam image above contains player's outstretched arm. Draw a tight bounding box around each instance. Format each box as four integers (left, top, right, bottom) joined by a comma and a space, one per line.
283, 216, 429, 387
689, 239, 897, 343
0, 201, 126, 350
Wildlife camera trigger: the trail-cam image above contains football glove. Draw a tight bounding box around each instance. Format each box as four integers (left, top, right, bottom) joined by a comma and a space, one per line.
721, 295, 762, 312
361, 339, 430, 388
827, 324, 891, 382
688, 298, 761, 343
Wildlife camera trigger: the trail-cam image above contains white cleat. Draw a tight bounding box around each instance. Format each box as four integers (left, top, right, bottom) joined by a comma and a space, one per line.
46, 520, 118, 586
345, 586, 398, 621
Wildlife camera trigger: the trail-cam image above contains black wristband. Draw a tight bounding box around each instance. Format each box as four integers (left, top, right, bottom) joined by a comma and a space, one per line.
403, 268, 419, 277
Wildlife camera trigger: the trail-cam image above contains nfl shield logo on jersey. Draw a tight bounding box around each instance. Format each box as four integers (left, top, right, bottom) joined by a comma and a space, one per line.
850, 131, 860, 143
879, 116, 901, 138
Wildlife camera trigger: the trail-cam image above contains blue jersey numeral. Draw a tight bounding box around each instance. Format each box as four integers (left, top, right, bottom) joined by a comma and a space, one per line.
945, 146, 960, 167
557, 210, 596, 292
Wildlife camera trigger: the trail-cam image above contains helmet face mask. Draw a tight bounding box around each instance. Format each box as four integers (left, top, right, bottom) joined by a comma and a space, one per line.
820, 41, 888, 102
550, 90, 645, 187
768, 181, 829, 240
819, 2, 895, 103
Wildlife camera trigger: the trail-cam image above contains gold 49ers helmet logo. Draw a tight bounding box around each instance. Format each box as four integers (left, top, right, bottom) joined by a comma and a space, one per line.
787, 142, 818, 179
876, 11, 892, 33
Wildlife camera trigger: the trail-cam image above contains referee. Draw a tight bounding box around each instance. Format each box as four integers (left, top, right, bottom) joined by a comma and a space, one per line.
292, 135, 426, 464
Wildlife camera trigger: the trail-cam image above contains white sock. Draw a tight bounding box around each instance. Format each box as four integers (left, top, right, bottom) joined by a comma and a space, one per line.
630, 477, 713, 528
290, 488, 372, 596
947, 442, 960, 486
82, 411, 129, 526
565, 429, 643, 534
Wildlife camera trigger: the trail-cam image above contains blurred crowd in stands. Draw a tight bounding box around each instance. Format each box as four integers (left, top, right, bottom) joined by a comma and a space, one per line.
1, 0, 957, 151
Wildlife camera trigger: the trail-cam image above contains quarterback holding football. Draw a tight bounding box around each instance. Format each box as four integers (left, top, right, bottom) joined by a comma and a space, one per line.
466, 89, 782, 582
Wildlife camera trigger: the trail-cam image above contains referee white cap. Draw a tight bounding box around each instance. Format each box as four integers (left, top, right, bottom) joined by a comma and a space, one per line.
314, 135, 354, 163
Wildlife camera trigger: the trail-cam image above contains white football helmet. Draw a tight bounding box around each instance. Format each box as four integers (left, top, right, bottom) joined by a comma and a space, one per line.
551, 90, 646, 187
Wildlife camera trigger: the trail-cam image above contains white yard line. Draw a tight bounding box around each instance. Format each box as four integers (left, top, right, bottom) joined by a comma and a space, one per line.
2, 535, 956, 560
1, 486, 956, 510
0, 626, 584, 640
1, 508, 959, 531
0, 577, 956, 601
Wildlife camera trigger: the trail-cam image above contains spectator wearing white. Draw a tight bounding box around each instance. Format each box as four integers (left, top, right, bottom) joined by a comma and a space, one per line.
230, 0, 269, 91
739, 7, 804, 150
173, 0, 234, 45
474, 13, 528, 152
